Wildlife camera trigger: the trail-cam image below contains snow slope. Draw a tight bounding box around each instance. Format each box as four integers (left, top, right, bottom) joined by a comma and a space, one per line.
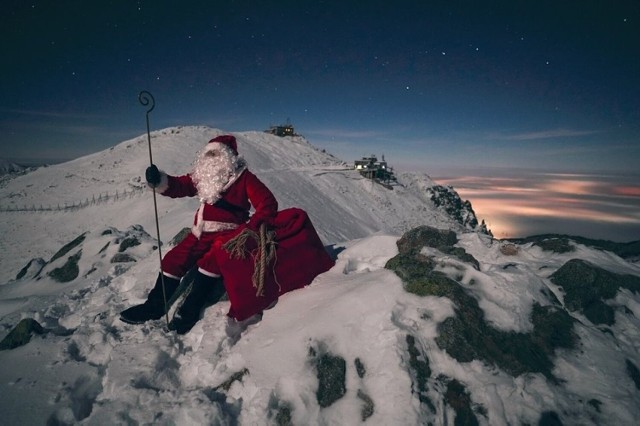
0, 127, 638, 425
0, 126, 464, 284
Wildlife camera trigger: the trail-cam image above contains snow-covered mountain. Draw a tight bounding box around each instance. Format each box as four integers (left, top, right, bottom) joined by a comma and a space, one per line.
0, 158, 26, 175
0, 127, 638, 425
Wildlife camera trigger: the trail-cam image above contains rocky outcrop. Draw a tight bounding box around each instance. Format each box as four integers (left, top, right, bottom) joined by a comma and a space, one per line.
426, 184, 492, 236
386, 226, 577, 381
550, 259, 640, 325
0, 318, 45, 350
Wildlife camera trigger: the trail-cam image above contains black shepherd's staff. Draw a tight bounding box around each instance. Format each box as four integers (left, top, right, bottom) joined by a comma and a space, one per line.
138, 90, 170, 327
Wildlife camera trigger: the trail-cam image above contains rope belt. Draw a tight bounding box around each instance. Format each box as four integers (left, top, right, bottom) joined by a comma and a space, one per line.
222, 223, 278, 297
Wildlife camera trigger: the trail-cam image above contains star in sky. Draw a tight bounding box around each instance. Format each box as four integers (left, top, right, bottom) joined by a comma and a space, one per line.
0, 0, 638, 177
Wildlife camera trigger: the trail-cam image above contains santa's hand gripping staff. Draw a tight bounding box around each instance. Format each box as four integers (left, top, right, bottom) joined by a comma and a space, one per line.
120, 135, 278, 334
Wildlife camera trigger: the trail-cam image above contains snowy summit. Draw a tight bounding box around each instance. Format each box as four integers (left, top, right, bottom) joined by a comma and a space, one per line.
0, 126, 639, 425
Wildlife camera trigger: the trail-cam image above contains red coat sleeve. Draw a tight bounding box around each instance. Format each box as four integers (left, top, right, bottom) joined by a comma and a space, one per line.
161, 174, 198, 198
245, 171, 278, 226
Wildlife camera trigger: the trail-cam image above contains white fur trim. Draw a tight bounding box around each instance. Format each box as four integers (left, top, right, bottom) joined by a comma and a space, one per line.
162, 271, 181, 280
198, 267, 220, 278
200, 220, 239, 233
193, 203, 206, 238
192, 214, 239, 239
221, 166, 246, 192
192, 201, 240, 238
204, 141, 235, 156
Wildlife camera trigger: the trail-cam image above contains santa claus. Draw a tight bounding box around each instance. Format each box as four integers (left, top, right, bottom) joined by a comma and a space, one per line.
120, 134, 278, 333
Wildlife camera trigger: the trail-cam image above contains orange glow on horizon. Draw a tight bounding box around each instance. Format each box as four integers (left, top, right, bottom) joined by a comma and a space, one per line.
614, 186, 640, 197
443, 173, 640, 239
541, 179, 600, 196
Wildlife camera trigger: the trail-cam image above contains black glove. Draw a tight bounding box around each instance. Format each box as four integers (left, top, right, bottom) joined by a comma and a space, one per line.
145, 164, 161, 187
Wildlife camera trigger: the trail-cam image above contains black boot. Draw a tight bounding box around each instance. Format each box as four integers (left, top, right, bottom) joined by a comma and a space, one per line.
168, 271, 225, 334
120, 273, 180, 324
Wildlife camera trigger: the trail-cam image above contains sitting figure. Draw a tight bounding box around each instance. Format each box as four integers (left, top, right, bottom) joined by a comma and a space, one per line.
120, 134, 278, 334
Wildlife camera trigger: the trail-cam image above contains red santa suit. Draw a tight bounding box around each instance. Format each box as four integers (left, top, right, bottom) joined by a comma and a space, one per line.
153, 135, 278, 279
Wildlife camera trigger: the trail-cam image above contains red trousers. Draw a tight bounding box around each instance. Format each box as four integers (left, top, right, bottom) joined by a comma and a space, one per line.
160, 230, 235, 278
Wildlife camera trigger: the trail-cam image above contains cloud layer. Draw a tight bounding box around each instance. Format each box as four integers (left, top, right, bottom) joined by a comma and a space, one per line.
435, 172, 640, 242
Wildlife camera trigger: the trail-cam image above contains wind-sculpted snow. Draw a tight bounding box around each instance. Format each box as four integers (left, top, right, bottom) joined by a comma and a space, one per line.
0, 127, 639, 424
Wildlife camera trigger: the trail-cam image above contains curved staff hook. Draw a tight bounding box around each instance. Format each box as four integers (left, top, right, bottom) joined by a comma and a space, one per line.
138, 90, 170, 327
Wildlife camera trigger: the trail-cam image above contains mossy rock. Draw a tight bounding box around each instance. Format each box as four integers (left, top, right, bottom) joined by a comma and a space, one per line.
0, 318, 45, 350
440, 376, 480, 426
48, 251, 82, 282
386, 252, 467, 301
396, 226, 458, 255
440, 246, 480, 270
406, 334, 435, 412
507, 234, 640, 260
534, 238, 575, 254
387, 247, 577, 380
550, 259, 640, 325
385, 252, 436, 280
50, 233, 87, 263
392, 226, 479, 270
436, 302, 576, 380
529, 304, 578, 353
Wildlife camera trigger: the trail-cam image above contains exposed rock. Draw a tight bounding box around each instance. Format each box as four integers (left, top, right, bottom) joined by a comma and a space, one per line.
508, 234, 640, 260
118, 236, 140, 252
499, 243, 519, 256
534, 237, 575, 254
312, 350, 346, 408
396, 225, 458, 255
439, 376, 482, 426
626, 359, 640, 390
357, 389, 375, 421
354, 357, 366, 378
550, 259, 640, 325
538, 410, 563, 425
15, 257, 46, 280
0, 318, 45, 350
50, 233, 87, 263
214, 368, 249, 392
406, 334, 435, 412
386, 228, 578, 381
110, 253, 136, 263
272, 402, 293, 426
48, 251, 82, 282
394, 226, 480, 270
426, 184, 491, 236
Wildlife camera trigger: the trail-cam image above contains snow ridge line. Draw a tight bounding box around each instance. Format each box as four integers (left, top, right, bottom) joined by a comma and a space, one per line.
0, 187, 145, 213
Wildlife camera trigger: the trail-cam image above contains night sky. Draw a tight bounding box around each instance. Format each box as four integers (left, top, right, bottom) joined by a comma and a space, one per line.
2, 1, 639, 240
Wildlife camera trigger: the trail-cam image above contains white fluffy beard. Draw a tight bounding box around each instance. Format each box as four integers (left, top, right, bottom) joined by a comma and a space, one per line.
191, 144, 246, 204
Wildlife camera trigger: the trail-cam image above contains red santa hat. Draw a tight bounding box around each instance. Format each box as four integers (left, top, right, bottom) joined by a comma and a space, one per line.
208, 135, 238, 156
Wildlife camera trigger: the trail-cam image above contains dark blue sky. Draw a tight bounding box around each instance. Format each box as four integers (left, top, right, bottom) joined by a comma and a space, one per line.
2, 0, 639, 175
